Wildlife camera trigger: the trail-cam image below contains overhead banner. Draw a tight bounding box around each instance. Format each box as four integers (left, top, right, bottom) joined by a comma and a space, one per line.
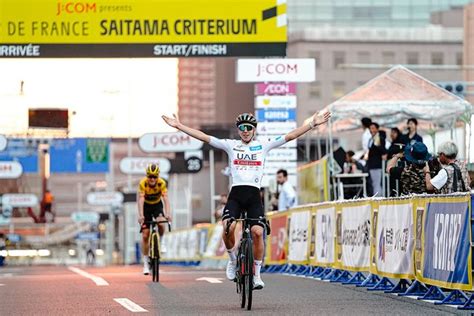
341, 203, 371, 271
237, 59, 316, 82
373, 202, 414, 279
313, 206, 336, 267
288, 209, 311, 264
0, 0, 287, 58
266, 211, 289, 265
419, 196, 472, 290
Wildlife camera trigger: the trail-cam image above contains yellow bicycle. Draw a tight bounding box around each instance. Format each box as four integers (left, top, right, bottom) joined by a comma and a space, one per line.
147, 220, 171, 282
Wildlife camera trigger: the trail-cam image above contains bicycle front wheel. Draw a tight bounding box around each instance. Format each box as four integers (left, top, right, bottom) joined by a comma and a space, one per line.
245, 239, 254, 311
151, 234, 160, 282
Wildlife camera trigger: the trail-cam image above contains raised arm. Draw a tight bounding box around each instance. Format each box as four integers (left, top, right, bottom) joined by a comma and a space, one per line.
162, 114, 211, 143
285, 111, 331, 142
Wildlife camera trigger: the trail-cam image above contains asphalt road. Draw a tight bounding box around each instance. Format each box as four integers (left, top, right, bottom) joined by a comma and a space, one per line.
0, 265, 469, 315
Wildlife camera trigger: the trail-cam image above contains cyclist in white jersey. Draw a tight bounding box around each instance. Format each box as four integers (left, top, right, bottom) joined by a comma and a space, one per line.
162, 111, 331, 289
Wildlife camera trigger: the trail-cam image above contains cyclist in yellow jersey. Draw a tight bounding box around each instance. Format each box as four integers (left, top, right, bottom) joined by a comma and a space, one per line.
137, 163, 171, 275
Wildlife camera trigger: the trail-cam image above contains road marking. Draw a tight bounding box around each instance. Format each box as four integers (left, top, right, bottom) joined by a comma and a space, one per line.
0, 284, 5, 286
114, 298, 148, 313
0, 273, 13, 278
196, 277, 223, 284
68, 267, 109, 286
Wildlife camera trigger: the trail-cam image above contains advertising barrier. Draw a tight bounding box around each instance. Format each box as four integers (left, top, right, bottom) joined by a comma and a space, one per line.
288, 209, 311, 264
265, 211, 289, 265
312, 206, 336, 267
371, 201, 415, 279
161, 193, 472, 294
418, 195, 472, 290
297, 158, 329, 204
340, 202, 371, 271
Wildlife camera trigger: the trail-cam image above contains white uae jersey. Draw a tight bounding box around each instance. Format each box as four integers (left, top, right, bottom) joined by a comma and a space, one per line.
209, 136, 287, 188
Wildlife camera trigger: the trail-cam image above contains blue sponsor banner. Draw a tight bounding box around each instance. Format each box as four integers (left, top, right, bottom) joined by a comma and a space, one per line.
75, 232, 100, 241
0, 138, 109, 173
256, 108, 296, 122
420, 199, 472, 290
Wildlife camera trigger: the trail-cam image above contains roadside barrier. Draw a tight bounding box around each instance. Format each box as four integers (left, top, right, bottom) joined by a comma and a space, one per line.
161, 193, 473, 310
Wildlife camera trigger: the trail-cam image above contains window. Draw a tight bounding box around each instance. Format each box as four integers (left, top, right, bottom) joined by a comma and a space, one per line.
456, 52, 463, 66
357, 51, 370, 64
309, 82, 321, 98
406, 52, 419, 65
431, 52, 444, 65
382, 51, 395, 64
333, 51, 346, 68
332, 81, 346, 100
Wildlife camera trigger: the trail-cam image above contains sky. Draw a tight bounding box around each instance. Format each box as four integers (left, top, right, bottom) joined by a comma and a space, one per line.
0, 58, 178, 138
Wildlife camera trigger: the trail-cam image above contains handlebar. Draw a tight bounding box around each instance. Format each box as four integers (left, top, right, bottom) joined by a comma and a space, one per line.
145, 220, 172, 232
225, 216, 270, 235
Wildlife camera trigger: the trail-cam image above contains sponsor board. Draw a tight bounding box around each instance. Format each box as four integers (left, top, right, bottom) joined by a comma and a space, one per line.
341, 204, 372, 271
315, 207, 336, 266
264, 161, 297, 174
256, 108, 296, 122
267, 213, 288, 265
255, 82, 296, 95
71, 212, 100, 224
139, 132, 203, 153
420, 199, 472, 290
237, 58, 316, 82
257, 121, 296, 135
0, 161, 23, 179
1, 0, 286, 58
2, 193, 38, 207
119, 157, 171, 175
86, 191, 123, 206
255, 96, 297, 109
256, 136, 296, 148
288, 210, 311, 264
266, 148, 297, 161
374, 203, 414, 279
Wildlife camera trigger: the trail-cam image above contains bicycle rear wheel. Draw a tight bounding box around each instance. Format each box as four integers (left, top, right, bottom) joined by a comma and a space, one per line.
151, 233, 160, 282
246, 239, 254, 311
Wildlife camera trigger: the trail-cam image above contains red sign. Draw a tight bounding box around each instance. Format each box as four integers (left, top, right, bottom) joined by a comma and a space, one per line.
255, 83, 296, 95
269, 214, 288, 263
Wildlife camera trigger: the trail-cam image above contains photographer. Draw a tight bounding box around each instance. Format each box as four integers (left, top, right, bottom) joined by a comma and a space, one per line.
387, 142, 430, 195
424, 141, 470, 194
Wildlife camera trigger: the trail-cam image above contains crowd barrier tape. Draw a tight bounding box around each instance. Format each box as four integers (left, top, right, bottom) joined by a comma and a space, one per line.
162, 193, 472, 293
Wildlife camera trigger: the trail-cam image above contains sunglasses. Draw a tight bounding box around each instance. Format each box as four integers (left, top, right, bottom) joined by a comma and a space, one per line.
147, 175, 157, 179
238, 125, 254, 132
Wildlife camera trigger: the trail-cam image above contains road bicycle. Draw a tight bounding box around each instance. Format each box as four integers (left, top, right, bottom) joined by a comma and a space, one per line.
226, 214, 269, 311
146, 220, 171, 282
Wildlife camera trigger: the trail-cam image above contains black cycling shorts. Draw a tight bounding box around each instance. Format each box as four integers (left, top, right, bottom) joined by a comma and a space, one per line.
141, 200, 164, 232
222, 185, 265, 228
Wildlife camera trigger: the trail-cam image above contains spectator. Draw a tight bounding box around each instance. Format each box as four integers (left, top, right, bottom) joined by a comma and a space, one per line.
387, 127, 405, 159
214, 193, 228, 222
424, 141, 471, 193
367, 122, 387, 196
387, 142, 430, 195
361, 117, 372, 160
402, 118, 423, 146
344, 150, 363, 174
276, 169, 297, 210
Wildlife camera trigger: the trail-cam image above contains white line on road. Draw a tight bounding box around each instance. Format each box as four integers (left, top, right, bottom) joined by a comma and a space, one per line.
196, 277, 223, 283
68, 267, 109, 286
0, 273, 13, 278
114, 298, 148, 313
0, 284, 5, 286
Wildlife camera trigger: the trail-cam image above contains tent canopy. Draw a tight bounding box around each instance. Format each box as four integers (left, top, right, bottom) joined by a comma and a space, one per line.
323, 65, 472, 131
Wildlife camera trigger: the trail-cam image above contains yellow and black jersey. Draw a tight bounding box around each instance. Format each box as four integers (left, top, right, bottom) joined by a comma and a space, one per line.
138, 177, 167, 204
